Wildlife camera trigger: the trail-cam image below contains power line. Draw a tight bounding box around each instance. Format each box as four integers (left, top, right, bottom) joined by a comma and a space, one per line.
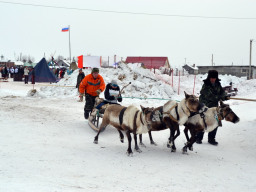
1, 0, 256, 20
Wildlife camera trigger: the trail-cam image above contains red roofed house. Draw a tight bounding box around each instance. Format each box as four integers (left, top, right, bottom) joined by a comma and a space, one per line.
125, 57, 170, 69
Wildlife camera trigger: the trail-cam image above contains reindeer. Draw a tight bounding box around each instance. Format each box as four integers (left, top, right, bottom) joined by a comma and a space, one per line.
93, 104, 153, 156
182, 101, 240, 153
139, 92, 204, 152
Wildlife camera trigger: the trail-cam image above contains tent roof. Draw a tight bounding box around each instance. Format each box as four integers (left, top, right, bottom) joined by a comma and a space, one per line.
29, 58, 57, 82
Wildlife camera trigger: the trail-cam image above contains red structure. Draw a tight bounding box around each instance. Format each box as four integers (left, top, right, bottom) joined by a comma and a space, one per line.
125, 57, 170, 69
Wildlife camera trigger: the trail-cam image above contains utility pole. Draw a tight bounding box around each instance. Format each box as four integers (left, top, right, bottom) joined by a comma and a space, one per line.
69, 25, 71, 63
211, 54, 214, 66
249, 39, 253, 79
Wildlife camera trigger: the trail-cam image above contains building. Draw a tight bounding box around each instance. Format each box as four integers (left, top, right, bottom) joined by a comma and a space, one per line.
125, 57, 170, 69
0, 61, 15, 68
197, 65, 256, 79
57, 60, 70, 68
182, 64, 198, 75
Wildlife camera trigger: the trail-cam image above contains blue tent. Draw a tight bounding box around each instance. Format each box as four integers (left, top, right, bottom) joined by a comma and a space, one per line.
29, 58, 57, 82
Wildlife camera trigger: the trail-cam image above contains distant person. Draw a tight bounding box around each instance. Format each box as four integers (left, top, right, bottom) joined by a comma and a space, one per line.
196, 70, 230, 145
61, 68, 65, 78
10, 67, 14, 78
79, 68, 105, 119
31, 67, 35, 84
24, 67, 29, 84
55, 68, 60, 78
76, 69, 85, 102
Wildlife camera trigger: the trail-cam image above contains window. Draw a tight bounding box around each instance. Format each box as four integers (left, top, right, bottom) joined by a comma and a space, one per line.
241, 69, 247, 73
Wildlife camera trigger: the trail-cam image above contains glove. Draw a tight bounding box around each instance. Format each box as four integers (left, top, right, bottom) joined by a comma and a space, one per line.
96, 89, 101, 96
224, 96, 230, 100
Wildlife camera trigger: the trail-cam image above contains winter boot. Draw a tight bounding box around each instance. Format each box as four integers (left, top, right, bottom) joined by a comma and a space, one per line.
84, 110, 90, 120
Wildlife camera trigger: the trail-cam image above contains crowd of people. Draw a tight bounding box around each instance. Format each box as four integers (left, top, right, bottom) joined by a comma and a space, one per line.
0, 65, 73, 83
0, 66, 33, 82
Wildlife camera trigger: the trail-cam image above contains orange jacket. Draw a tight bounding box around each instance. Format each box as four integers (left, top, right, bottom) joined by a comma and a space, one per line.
79, 74, 105, 96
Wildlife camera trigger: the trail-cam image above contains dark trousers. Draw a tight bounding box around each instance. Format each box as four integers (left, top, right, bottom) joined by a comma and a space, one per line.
24, 75, 28, 84
197, 127, 218, 141
31, 75, 35, 84
84, 94, 97, 112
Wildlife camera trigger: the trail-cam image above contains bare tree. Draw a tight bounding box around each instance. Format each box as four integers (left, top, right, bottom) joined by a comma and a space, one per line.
56, 55, 65, 62
22, 55, 28, 63
27, 55, 35, 64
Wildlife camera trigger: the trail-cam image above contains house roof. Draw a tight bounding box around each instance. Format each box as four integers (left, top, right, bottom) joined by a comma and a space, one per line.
183, 64, 198, 70
197, 65, 256, 68
125, 57, 169, 69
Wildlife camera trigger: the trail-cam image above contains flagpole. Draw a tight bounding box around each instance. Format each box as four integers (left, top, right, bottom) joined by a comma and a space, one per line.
69, 25, 71, 63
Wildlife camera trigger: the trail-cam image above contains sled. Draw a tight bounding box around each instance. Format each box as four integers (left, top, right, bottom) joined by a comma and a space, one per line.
88, 82, 131, 132
88, 109, 105, 132
223, 82, 238, 96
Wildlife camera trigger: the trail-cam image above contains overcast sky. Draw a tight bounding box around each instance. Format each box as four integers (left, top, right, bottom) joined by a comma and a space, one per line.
1, 0, 256, 67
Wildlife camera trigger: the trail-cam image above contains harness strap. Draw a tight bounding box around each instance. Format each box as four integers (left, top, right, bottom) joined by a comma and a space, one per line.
175, 105, 180, 121
159, 106, 163, 122
133, 110, 140, 132
119, 107, 127, 125
140, 112, 144, 125
200, 112, 207, 129
162, 103, 179, 122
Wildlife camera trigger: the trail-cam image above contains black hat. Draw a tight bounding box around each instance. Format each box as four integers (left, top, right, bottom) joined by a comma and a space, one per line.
91, 68, 99, 73
207, 70, 218, 79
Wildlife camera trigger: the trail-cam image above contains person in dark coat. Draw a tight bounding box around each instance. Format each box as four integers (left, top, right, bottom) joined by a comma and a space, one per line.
31, 67, 35, 84
76, 69, 85, 102
196, 70, 230, 145
55, 68, 60, 78
95, 79, 123, 110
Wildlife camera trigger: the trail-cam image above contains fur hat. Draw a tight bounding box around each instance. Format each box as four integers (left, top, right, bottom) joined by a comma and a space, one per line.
91, 68, 99, 73
111, 79, 118, 85
207, 70, 218, 79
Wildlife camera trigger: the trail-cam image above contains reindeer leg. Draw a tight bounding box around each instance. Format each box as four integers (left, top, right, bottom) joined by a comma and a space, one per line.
94, 118, 108, 144
167, 128, 173, 148
118, 130, 124, 143
148, 131, 157, 145
184, 126, 190, 142
126, 130, 133, 156
183, 129, 196, 154
134, 133, 142, 153
139, 134, 146, 148
171, 125, 180, 152
188, 129, 197, 151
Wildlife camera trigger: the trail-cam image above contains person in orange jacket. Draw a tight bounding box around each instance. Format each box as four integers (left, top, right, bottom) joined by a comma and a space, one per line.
79, 67, 106, 119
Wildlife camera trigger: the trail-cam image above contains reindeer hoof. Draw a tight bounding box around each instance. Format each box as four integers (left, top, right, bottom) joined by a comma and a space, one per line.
126, 151, 133, 156
167, 143, 172, 148
93, 140, 98, 144
135, 148, 142, 153
139, 142, 146, 148
189, 146, 193, 151
182, 147, 187, 154
120, 138, 124, 143
151, 141, 157, 146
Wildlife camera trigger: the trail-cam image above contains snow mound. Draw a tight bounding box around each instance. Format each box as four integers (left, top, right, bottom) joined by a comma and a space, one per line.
37, 63, 256, 99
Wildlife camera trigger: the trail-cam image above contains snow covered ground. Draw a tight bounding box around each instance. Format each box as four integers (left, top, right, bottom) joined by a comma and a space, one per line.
1, 66, 256, 192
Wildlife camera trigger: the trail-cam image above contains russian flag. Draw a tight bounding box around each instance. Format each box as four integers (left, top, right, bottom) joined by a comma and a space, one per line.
61, 27, 69, 32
